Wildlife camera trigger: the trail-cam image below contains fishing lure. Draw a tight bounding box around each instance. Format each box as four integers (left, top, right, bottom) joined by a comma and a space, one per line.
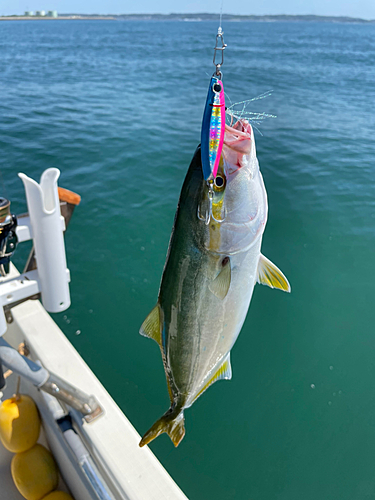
201, 76, 225, 181
201, 27, 227, 182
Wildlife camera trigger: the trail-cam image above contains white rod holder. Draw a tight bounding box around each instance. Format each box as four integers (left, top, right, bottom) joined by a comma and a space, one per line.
19, 168, 71, 313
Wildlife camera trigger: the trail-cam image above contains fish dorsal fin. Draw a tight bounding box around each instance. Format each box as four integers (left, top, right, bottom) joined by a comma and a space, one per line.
209, 256, 231, 300
139, 304, 162, 346
193, 353, 232, 403
257, 254, 291, 292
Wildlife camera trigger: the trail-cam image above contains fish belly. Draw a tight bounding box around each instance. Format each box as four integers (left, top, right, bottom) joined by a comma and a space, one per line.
162, 237, 262, 408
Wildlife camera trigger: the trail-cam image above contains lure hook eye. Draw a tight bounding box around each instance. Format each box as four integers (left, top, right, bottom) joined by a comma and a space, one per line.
212, 82, 222, 94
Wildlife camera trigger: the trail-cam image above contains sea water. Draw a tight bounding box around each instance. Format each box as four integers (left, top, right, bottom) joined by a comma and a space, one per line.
1, 19, 375, 500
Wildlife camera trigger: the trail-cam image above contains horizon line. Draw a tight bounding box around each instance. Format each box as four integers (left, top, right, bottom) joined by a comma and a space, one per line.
2, 13, 375, 22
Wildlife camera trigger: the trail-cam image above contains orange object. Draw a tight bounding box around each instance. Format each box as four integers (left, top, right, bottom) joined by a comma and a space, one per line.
58, 187, 81, 206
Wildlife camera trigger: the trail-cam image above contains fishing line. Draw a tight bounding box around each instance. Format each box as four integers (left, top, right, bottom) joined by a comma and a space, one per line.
219, 0, 224, 30
200, 4, 227, 183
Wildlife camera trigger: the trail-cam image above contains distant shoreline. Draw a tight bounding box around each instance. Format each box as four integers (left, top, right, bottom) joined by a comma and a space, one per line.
1, 13, 374, 23
0, 16, 116, 21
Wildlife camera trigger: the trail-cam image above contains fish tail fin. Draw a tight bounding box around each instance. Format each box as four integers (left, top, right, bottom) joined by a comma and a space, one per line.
139, 407, 185, 448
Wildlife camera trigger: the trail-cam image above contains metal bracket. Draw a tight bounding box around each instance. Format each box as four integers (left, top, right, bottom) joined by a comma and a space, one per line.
213, 26, 227, 77
0, 338, 104, 423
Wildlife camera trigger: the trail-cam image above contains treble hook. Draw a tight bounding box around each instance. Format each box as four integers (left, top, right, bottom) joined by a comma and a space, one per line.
197, 181, 227, 225
213, 27, 227, 78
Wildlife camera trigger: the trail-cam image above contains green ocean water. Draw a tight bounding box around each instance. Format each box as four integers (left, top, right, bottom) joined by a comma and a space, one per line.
1, 19, 375, 500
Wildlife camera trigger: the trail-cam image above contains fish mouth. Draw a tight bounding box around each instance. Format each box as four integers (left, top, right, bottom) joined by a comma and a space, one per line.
223, 119, 253, 173
224, 119, 252, 152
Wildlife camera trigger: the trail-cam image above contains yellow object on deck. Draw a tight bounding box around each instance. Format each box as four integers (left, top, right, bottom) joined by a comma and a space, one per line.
11, 443, 59, 500
42, 492, 74, 500
0, 394, 40, 453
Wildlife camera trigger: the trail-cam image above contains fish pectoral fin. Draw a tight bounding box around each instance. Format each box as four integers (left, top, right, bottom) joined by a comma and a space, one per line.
139, 304, 162, 346
192, 353, 232, 403
257, 254, 291, 292
209, 257, 231, 300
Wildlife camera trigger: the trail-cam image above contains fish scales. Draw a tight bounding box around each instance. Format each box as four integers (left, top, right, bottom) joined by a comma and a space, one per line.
139, 120, 290, 447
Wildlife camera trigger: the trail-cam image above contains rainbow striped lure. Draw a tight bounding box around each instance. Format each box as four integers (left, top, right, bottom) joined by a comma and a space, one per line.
201, 76, 226, 181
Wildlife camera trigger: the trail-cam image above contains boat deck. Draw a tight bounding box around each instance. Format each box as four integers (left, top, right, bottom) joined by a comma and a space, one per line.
0, 267, 188, 500
0, 373, 72, 499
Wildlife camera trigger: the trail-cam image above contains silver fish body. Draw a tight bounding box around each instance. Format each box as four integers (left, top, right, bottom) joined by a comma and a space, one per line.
140, 120, 290, 447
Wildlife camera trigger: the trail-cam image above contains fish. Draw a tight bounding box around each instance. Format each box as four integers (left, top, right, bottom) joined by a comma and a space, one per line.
139, 119, 290, 448
201, 76, 225, 181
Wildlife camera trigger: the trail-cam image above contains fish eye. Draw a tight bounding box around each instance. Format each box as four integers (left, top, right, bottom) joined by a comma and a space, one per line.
214, 175, 225, 190
213, 83, 222, 93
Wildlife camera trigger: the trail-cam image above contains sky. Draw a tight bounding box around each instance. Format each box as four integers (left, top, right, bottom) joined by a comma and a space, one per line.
1, 0, 374, 20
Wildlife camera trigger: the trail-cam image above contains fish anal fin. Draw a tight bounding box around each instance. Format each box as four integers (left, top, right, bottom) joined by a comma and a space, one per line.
257, 254, 291, 292
193, 353, 232, 403
165, 377, 174, 403
209, 256, 231, 300
139, 409, 185, 448
139, 304, 162, 346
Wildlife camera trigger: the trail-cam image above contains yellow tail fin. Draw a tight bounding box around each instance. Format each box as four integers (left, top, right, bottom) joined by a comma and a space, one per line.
139, 409, 185, 448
